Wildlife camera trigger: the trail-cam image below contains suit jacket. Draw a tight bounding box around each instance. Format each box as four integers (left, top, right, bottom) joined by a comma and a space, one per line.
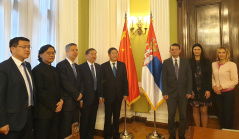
79, 62, 103, 106
56, 59, 83, 111
162, 57, 192, 97
0, 57, 35, 131
101, 61, 128, 102
32, 62, 62, 119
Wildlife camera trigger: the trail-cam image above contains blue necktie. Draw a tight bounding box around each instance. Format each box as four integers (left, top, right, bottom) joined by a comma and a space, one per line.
72, 63, 77, 78
175, 59, 179, 80
91, 64, 97, 90
112, 63, 116, 77
22, 62, 34, 106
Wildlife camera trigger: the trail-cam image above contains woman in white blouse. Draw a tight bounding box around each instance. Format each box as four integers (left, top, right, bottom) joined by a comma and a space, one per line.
212, 47, 238, 129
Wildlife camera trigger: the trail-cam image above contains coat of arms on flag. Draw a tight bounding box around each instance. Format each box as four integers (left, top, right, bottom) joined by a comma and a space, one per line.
141, 18, 164, 111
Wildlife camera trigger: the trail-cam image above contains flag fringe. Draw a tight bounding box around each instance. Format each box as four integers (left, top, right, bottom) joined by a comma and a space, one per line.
127, 95, 141, 107
141, 87, 165, 111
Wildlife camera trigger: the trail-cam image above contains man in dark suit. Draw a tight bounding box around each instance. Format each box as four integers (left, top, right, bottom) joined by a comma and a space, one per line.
56, 43, 83, 139
101, 47, 128, 139
0, 37, 34, 139
79, 48, 103, 139
162, 43, 192, 139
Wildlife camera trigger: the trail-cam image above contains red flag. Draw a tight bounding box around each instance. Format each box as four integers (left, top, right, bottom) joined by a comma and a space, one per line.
118, 18, 140, 106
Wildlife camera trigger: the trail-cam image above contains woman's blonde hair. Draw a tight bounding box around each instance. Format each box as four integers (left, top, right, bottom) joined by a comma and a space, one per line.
216, 47, 231, 61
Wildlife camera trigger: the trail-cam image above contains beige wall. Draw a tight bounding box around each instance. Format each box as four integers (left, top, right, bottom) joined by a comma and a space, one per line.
78, 0, 89, 64
78, 0, 178, 68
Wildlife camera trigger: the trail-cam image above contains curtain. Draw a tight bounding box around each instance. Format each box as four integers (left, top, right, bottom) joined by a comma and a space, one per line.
0, 0, 59, 68
89, 0, 129, 64
89, 0, 131, 130
147, 0, 170, 123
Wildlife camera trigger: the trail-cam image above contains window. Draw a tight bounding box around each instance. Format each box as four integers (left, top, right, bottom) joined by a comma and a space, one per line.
0, 0, 58, 67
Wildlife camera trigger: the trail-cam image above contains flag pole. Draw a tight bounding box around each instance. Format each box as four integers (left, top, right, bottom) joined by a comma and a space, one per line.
146, 12, 165, 139
146, 110, 165, 139
120, 12, 134, 139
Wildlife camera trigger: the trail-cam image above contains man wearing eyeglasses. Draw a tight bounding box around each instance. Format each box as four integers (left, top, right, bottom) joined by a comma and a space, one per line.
56, 43, 84, 139
0, 37, 35, 138
162, 43, 192, 139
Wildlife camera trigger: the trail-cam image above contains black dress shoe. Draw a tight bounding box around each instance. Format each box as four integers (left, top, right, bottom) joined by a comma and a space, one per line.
168, 135, 176, 139
179, 136, 185, 139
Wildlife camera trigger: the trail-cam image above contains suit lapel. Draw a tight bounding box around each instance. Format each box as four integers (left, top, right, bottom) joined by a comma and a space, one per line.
84, 62, 94, 81
26, 62, 35, 91
106, 61, 116, 78
95, 64, 100, 81
9, 58, 27, 88
178, 58, 184, 80
169, 58, 177, 79
64, 59, 76, 80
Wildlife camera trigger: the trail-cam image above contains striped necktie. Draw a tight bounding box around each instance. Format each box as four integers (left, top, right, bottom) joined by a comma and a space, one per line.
72, 63, 77, 78
91, 64, 97, 90
175, 59, 179, 80
112, 63, 116, 77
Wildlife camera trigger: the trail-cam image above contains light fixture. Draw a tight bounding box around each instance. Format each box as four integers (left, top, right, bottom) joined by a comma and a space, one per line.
130, 16, 149, 35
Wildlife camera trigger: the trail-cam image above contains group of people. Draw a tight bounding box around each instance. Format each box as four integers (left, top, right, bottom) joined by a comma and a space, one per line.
162, 43, 238, 139
0, 37, 238, 139
0, 37, 128, 139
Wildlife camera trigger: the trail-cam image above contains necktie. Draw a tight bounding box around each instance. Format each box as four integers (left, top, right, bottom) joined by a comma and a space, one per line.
112, 63, 116, 77
175, 59, 179, 80
22, 62, 34, 106
72, 63, 77, 78
91, 64, 97, 90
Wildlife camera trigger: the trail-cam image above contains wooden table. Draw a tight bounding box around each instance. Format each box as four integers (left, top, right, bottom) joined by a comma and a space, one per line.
187, 126, 239, 139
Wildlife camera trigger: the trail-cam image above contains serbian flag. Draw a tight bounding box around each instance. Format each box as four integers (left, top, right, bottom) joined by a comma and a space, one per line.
118, 17, 140, 106
141, 18, 164, 110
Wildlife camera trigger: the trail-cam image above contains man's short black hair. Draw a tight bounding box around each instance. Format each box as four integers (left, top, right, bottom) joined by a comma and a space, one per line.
9, 37, 30, 53
85, 48, 97, 55
170, 43, 181, 49
9, 37, 30, 48
108, 47, 118, 54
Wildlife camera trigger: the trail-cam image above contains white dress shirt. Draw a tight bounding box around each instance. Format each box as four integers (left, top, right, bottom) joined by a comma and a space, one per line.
12, 56, 33, 106
66, 57, 75, 68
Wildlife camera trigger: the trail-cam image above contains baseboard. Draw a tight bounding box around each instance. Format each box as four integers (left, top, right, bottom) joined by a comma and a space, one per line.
94, 129, 104, 137
119, 116, 135, 124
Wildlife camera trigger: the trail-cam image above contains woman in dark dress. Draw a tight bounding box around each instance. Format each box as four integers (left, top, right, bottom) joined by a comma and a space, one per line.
189, 43, 212, 127
33, 45, 63, 139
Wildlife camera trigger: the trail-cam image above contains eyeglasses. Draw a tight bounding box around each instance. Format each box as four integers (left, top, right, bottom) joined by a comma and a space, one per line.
170, 49, 179, 52
45, 52, 56, 55
17, 45, 31, 49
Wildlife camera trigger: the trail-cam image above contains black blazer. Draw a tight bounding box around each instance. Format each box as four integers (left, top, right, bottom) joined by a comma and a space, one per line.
79, 62, 103, 106
32, 62, 62, 119
162, 57, 192, 97
189, 58, 212, 99
101, 61, 128, 102
56, 59, 83, 111
0, 57, 35, 131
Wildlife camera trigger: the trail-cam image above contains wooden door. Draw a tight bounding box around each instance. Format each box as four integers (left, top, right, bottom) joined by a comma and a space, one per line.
177, 0, 239, 129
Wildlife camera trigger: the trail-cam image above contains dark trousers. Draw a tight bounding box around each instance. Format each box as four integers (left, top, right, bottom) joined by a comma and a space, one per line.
80, 94, 99, 139
34, 115, 59, 139
215, 90, 234, 129
166, 96, 187, 138
0, 108, 33, 139
104, 99, 122, 139
59, 109, 79, 139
